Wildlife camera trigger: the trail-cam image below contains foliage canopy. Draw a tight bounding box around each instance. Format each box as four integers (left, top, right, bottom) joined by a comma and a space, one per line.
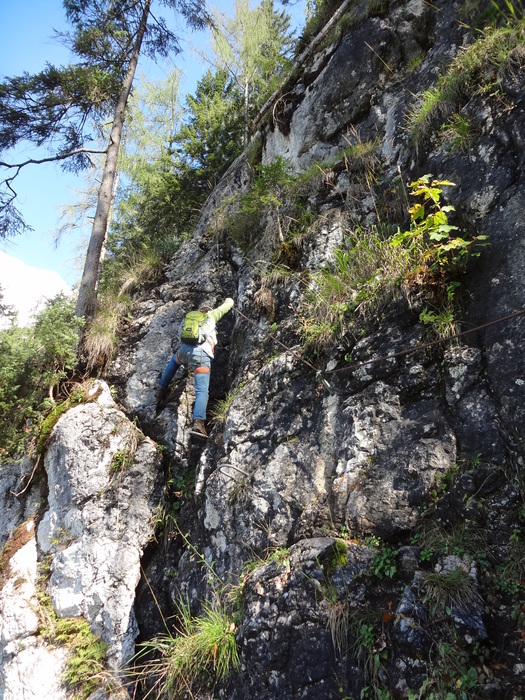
0, 295, 82, 460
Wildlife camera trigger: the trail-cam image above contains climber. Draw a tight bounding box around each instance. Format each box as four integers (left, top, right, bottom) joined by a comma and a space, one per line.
156, 297, 234, 439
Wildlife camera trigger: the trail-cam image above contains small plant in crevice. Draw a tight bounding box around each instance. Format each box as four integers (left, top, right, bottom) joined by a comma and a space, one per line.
301, 544, 353, 658
284, 205, 317, 243
135, 595, 240, 698
36, 382, 103, 456
418, 567, 481, 617
37, 592, 111, 700
406, 21, 525, 147
406, 50, 426, 73
488, 0, 525, 24
296, 0, 359, 57
109, 420, 143, 475
377, 175, 411, 226
328, 599, 351, 657
415, 522, 490, 565
81, 291, 133, 372
110, 447, 134, 473
299, 229, 399, 348
426, 461, 462, 508
366, 0, 389, 18
261, 263, 295, 289
440, 114, 480, 152
227, 474, 250, 507
226, 156, 295, 250
153, 465, 196, 542
419, 281, 461, 339
408, 641, 484, 700
324, 546, 354, 658
265, 546, 291, 569
290, 131, 381, 214
491, 531, 525, 596
210, 383, 245, 426
134, 525, 244, 697
369, 541, 399, 580
349, 608, 392, 700
254, 286, 276, 322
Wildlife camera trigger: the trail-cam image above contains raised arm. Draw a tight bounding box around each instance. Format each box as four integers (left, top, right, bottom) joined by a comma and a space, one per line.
210, 298, 234, 323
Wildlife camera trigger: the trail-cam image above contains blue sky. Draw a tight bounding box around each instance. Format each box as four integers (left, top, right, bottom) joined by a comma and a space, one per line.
1, 1, 80, 285
0, 0, 306, 292
0, 0, 212, 287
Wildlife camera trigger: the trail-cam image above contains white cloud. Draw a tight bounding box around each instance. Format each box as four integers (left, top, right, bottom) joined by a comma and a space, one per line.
0, 251, 73, 328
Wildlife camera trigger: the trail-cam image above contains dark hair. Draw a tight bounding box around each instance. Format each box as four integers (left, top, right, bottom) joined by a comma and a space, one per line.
199, 306, 212, 313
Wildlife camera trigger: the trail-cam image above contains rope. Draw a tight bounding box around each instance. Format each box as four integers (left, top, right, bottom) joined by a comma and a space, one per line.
328, 308, 525, 376
233, 306, 320, 373
233, 304, 525, 381
187, 228, 524, 381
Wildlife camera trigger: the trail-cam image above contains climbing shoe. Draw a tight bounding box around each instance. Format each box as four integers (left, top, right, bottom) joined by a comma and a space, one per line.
190, 419, 208, 440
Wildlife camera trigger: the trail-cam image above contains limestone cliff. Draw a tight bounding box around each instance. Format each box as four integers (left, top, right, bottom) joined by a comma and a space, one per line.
1, 1, 524, 698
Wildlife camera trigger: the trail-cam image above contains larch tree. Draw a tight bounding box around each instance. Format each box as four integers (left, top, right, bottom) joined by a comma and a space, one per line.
0, 0, 209, 319
101, 66, 190, 284
209, 0, 294, 145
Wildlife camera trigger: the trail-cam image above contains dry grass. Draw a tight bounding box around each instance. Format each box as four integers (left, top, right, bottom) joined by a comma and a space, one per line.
82, 293, 132, 371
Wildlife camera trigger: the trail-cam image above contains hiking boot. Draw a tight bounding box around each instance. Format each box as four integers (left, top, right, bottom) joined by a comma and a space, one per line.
190, 419, 208, 439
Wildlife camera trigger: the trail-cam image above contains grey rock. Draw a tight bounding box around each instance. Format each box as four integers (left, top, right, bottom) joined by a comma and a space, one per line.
36, 381, 163, 669
3, 1, 525, 697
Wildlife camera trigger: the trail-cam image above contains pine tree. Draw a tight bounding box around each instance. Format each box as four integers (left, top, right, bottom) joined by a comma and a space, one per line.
0, 0, 209, 318
177, 68, 245, 189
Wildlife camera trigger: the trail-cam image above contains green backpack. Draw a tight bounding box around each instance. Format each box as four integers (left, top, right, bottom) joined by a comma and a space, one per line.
180, 310, 207, 345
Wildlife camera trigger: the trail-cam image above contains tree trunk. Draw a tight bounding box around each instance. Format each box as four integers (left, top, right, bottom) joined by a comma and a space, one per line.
75, 0, 152, 319
243, 76, 249, 146
96, 168, 121, 293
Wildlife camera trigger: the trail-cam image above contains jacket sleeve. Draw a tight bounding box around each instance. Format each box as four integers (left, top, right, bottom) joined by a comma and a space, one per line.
210, 298, 234, 323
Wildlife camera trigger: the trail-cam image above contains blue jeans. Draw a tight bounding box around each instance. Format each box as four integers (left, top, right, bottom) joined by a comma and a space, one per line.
158, 345, 211, 420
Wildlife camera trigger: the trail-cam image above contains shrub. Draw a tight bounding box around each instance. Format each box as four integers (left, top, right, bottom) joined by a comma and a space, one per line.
389, 175, 487, 276
299, 176, 487, 348
0, 295, 82, 460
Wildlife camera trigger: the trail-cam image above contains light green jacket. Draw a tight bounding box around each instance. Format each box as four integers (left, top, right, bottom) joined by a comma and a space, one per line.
200, 298, 234, 357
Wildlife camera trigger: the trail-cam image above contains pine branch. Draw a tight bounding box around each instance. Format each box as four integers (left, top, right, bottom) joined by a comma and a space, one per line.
0, 147, 108, 171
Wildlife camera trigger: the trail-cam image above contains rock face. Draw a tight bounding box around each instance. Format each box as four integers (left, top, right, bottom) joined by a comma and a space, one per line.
2, 0, 525, 698
1, 382, 163, 698
0, 521, 70, 700
36, 382, 163, 668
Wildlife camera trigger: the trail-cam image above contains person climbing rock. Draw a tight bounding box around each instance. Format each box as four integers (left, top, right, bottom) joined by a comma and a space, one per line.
156, 298, 234, 439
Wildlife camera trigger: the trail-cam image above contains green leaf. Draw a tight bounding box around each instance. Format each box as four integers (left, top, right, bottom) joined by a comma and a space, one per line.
428, 230, 449, 241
